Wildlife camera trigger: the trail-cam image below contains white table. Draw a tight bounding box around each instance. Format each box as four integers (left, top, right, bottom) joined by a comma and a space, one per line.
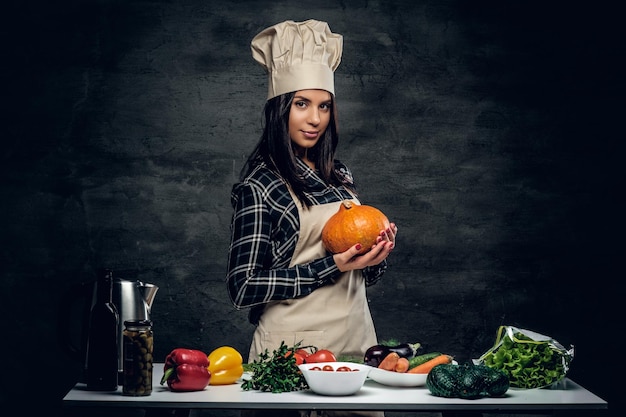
62, 364, 607, 413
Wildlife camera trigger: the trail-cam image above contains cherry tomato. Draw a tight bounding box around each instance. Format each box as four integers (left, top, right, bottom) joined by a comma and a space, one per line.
336, 366, 352, 372
322, 365, 334, 371
305, 349, 337, 363
309, 366, 322, 371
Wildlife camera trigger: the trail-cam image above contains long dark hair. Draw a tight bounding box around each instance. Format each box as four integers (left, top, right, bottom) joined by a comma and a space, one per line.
240, 91, 354, 206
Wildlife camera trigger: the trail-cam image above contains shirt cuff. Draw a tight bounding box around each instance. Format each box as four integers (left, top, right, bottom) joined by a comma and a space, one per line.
363, 260, 387, 286
308, 255, 342, 285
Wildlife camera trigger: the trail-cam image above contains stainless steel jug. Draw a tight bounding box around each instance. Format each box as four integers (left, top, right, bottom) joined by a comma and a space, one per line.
112, 278, 158, 373
59, 273, 158, 382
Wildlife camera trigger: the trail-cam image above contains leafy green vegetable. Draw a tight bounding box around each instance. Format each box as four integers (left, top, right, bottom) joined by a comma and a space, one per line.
241, 341, 308, 393
478, 328, 573, 389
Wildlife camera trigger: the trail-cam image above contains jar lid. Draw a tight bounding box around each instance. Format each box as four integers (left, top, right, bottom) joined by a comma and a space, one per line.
124, 319, 153, 327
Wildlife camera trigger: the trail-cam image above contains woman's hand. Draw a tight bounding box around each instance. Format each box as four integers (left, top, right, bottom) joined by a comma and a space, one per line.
333, 222, 397, 272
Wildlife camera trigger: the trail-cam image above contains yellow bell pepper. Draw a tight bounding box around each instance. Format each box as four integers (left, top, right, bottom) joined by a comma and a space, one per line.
207, 346, 244, 385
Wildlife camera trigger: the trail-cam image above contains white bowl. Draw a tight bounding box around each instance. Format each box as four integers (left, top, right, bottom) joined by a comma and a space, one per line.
298, 361, 371, 396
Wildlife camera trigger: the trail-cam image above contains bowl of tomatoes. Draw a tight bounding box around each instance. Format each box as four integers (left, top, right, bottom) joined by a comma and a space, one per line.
298, 361, 371, 396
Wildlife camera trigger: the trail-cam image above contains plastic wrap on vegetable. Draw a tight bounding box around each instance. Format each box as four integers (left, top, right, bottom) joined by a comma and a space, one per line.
473, 326, 574, 389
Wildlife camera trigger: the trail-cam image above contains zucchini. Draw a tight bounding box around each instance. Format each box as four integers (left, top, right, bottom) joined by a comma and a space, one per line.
408, 352, 441, 369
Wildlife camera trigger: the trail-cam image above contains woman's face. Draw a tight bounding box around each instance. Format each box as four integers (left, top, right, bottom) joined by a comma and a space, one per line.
288, 89, 332, 155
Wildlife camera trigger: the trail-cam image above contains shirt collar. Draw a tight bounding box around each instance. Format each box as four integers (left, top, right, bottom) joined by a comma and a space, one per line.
296, 158, 327, 190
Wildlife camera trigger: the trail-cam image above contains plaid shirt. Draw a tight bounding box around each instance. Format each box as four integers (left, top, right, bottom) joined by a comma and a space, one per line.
227, 158, 387, 323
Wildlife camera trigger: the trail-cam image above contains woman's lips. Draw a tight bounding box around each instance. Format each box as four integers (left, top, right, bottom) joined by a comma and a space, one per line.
302, 130, 319, 139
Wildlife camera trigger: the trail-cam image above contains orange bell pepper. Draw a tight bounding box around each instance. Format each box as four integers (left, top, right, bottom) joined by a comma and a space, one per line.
208, 346, 244, 385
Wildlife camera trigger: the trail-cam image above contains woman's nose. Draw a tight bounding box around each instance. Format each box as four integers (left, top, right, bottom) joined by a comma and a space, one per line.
308, 109, 320, 125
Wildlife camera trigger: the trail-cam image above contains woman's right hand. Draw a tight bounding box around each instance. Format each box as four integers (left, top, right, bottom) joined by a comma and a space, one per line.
333, 223, 397, 272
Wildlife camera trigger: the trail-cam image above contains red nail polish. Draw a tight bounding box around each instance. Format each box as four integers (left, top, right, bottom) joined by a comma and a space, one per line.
355, 243, 362, 251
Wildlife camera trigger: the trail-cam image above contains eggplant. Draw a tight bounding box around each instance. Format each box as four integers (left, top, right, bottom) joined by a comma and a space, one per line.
364, 342, 421, 367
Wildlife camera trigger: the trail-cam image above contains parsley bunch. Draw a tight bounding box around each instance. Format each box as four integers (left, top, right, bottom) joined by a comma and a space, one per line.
241, 341, 308, 393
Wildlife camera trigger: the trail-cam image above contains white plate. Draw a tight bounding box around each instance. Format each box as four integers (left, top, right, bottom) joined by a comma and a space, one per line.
368, 367, 428, 387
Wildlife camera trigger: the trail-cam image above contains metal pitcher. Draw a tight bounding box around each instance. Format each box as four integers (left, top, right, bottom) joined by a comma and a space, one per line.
112, 278, 158, 373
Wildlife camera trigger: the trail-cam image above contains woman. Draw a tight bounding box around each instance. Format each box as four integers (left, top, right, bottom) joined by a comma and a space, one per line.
226, 20, 397, 417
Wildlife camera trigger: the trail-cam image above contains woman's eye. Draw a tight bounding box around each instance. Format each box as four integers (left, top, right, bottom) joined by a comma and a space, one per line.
295, 101, 307, 108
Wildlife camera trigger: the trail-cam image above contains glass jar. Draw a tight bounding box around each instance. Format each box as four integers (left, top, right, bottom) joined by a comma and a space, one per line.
122, 319, 153, 396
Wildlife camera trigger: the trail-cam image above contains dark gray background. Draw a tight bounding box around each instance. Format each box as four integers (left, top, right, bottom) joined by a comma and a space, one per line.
1, 1, 621, 416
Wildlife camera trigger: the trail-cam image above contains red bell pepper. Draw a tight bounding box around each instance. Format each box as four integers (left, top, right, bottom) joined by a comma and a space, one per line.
160, 348, 211, 391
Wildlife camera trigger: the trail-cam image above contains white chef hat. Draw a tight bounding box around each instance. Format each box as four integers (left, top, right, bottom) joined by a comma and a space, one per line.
251, 19, 343, 100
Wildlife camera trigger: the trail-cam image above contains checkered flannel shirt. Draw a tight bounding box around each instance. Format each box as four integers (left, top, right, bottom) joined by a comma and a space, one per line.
226, 158, 387, 323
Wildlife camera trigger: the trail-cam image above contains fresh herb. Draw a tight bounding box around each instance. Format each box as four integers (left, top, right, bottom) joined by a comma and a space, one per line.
241, 341, 308, 393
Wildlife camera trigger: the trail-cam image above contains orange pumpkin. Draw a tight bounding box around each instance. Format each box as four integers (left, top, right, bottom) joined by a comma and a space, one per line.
322, 200, 390, 255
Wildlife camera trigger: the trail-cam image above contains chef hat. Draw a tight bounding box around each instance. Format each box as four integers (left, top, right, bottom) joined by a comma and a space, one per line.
251, 19, 343, 100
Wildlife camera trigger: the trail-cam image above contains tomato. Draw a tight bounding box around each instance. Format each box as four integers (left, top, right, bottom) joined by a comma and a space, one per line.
305, 349, 337, 363
295, 353, 306, 365
309, 366, 322, 371
295, 348, 310, 358
285, 350, 307, 365
322, 365, 334, 371
294, 349, 310, 364
336, 366, 352, 372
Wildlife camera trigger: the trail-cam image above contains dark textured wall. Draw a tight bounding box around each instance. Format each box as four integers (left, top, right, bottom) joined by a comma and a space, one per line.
1, 1, 621, 416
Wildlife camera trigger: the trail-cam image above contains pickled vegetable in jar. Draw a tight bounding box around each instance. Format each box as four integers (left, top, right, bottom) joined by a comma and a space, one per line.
122, 319, 154, 396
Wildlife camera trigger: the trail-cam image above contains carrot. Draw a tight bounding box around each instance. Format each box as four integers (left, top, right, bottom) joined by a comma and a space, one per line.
378, 352, 400, 371
394, 357, 410, 373
407, 354, 453, 374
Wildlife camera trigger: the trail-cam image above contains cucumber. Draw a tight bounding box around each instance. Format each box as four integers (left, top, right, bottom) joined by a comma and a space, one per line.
408, 352, 442, 369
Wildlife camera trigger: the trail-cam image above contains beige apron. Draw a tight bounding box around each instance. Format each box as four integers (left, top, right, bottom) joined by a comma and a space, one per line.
245, 190, 384, 417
